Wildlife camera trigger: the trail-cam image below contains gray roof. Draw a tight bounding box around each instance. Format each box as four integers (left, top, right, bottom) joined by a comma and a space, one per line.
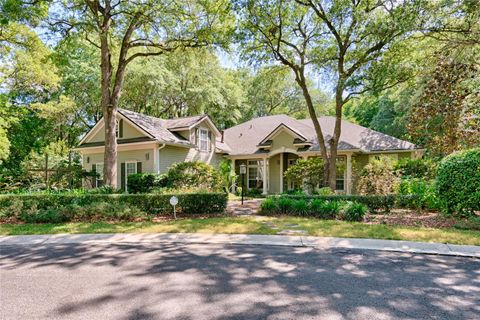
118, 109, 198, 146
223, 115, 416, 155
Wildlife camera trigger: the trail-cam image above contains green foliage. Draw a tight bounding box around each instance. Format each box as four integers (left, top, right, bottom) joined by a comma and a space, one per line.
291, 199, 309, 216
357, 156, 399, 195
436, 148, 480, 215
0, 192, 228, 223
218, 159, 236, 193
397, 179, 439, 210
314, 187, 334, 196
395, 158, 438, 180
164, 161, 222, 191
127, 173, 167, 194
283, 157, 324, 193
315, 201, 341, 220
342, 202, 367, 222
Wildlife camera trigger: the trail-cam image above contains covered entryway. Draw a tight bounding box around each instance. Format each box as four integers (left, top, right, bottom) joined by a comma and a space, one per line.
268, 152, 299, 194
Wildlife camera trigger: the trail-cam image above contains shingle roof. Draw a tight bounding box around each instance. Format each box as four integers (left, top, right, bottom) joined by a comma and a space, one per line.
223, 115, 416, 155
118, 108, 195, 146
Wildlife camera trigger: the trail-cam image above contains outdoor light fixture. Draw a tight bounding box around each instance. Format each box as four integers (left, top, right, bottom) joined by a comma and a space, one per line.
239, 164, 247, 206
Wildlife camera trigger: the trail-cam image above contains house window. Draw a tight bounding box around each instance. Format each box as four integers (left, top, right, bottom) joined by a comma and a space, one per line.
336, 156, 346, 191
95, 163, 104, 188
199, 129, 209, 152
247, 160, 263, 189
125, 161, 137, 192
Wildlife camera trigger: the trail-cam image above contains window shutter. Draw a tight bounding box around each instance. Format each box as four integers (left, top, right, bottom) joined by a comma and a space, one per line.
119, 119, 124, 138
208, 131, 212, 152
137, 161, 142, 173
120, 163, 126, 191
92, 164, 97, 188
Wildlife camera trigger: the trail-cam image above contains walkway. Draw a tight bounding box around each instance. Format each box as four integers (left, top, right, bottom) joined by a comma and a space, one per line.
1, 233, 479, 257
226, 199, 262, 215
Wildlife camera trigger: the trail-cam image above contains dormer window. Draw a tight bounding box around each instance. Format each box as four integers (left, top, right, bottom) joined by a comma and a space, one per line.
199, 128, 209, 152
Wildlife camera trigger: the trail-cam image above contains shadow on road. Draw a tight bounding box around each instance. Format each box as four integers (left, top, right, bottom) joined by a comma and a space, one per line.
1, 242, 479, 320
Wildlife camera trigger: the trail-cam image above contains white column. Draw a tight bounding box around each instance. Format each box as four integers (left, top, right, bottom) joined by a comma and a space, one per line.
262, 157, 268, 195
231, 158, 236, 193
279, 153, 284, 193
346, 154, 352, 194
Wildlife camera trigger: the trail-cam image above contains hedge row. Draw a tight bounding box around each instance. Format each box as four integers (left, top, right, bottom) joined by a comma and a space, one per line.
280, 194, 405, 213
261, 196, 367, 221
0, 193, 228, 223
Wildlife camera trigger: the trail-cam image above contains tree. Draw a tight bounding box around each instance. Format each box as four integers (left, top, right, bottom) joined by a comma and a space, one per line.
284, 157, 324, 194
242, 65, 333, 121
49, 0, 233, 187
408, 56, 480, 156
238, 0, 423, 190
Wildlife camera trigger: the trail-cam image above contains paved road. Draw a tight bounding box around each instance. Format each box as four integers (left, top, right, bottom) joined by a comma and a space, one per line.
1, 242, 479, 320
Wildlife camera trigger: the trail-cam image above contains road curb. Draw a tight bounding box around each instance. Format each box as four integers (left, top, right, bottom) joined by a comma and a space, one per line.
0, 233, 479, 258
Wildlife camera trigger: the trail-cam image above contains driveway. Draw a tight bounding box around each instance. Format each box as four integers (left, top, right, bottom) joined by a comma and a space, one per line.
1, 242, 479, 320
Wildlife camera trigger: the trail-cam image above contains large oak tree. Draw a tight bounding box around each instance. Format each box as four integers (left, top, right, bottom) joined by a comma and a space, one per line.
49, 0, 233, 187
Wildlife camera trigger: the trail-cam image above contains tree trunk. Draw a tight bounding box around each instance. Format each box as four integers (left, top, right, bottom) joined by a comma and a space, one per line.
295, 69, 330, 187
327, 78, 345, 190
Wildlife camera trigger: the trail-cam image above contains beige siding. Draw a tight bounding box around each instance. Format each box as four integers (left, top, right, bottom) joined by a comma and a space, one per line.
83, 149, 154, 188
159, 146, 190, 173
270, 131, 296, 153
269, 154, 281, 194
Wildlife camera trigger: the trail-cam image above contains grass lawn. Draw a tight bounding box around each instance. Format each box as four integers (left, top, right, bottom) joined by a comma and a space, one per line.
1, 216, 479, 245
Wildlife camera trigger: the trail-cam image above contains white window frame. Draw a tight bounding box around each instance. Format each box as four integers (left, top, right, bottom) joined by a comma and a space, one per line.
247, 160, 263, 190
125, 161, 137, 192
335, 156, 346, 191
95, 163, 104, 188
199, 128, 209, 152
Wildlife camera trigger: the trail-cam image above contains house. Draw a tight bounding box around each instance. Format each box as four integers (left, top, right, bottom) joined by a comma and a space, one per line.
76, 108, 421, 193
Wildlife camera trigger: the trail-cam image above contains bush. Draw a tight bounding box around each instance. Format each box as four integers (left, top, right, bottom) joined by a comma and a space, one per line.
356, 156, 399, 195
436, 148, 480, 215
282, 194, 395, 213
315, 200, 341, 219
127, 173, 167, 194
397, 178, 439, 210
0, 192, 228, 223
292, 199, 309, 216
395, 158, 438, 180
260, 197, 277, 214
342, 202, 367, 222
166, 161, 222, 190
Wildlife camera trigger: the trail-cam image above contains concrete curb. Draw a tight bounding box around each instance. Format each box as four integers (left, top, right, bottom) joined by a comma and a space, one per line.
0, 233, 479, 258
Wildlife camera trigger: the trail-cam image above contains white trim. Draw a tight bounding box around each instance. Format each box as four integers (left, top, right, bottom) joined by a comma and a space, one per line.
78, 118, 105, 145
74, 141, 159, 153
125, 161, 138, 192
279, 153, 284, 193
190, 116, 222, 137
262, 157, 268, 195
259, 124, 308, 145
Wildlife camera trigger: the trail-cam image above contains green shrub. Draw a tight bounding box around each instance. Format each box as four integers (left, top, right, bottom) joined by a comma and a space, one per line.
454, 216, 480, 231
260, 197, 277, 214
342, 202, 367, 222
166, 161, 222, 190
395, 158, 438, 180
314, 187, 334, 196
292, 199, 309, 216
0, 192, 228, 223
397, 179, 439, 210
127, 173, 168, 194
316, 200, 341, 219
309, 199, 326, 217
436, 148, 480, 215
357, 156, 399, 195
283, 194, 395, 213
277, 197, 294, 215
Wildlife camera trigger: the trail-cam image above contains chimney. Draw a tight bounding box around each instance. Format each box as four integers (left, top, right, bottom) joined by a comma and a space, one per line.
221, 130, 224, 143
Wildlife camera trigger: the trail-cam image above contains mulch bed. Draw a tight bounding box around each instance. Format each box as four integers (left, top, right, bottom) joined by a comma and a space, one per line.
364, 209, 459, 229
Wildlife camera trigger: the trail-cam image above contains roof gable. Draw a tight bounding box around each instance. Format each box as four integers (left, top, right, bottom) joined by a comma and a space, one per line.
258, 123, 308, 146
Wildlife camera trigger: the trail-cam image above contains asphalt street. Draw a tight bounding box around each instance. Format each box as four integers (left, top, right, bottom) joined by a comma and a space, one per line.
1, 242, 479, 320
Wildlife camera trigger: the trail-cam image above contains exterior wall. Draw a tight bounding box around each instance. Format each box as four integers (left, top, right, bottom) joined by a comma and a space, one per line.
158, 145, 223, 173
83, 148, 154, 188
269, 154, 281, 194
270, 131, 296, 153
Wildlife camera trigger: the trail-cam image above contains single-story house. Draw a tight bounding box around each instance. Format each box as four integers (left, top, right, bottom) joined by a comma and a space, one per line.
76, 108, 422, 194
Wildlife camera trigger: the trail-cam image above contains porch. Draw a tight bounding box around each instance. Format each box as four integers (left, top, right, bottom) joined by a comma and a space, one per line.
230, 151, 354, 195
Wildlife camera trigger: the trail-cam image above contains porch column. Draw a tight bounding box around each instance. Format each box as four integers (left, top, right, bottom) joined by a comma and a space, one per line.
262, 157, 268, 195
231, 158, 236, 193
279, 153, 284, 193
346, 154, 352, 194
153, 145, 160, 173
